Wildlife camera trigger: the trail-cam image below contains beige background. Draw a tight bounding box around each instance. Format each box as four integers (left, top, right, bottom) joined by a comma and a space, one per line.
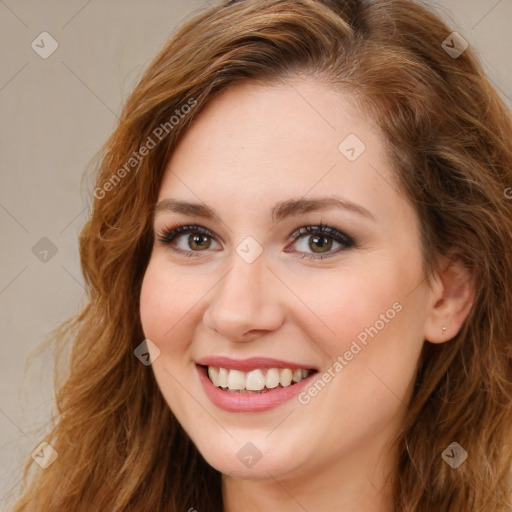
0, 0, 511, 507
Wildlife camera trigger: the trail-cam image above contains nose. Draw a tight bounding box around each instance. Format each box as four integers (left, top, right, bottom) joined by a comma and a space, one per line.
202, 251, 285, 342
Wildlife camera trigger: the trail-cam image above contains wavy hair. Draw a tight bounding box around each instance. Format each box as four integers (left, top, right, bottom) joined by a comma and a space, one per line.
12, 0, 512, 510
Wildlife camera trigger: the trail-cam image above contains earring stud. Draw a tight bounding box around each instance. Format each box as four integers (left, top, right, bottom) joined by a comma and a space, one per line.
441, 325, 447, 335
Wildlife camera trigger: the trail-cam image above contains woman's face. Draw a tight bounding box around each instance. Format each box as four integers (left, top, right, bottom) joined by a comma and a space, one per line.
140, 79, 434, 483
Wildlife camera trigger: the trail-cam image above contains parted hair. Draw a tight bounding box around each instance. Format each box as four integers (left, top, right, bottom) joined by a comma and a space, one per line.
13, 0, 512, 510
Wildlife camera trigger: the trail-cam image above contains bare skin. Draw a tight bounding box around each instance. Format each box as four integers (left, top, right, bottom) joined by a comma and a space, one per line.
139, 78, 474, 511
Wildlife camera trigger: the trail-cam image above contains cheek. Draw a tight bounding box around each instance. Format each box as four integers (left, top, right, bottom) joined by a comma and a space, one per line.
295, 266, 405, 357
318, 274, 424, 404
139, 258, 198, 354
296, 261, 425, 417
139, 259, 200, 416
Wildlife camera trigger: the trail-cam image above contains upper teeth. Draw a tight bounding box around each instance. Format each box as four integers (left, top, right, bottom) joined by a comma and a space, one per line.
207, 366, 311, 391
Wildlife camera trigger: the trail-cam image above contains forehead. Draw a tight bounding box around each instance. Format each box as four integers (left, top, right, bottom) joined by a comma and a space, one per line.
170, 79, 371, 163
158, 79, 407, 227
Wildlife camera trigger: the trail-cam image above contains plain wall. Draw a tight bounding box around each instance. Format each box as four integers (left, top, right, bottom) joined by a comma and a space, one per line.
1, 0, 511, 507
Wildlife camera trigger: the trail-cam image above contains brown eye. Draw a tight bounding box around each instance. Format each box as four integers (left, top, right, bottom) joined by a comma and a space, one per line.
285, 224, 355, 260
308, 235, 333, 253
158, 224, 221, 255
188, 233, 212, 251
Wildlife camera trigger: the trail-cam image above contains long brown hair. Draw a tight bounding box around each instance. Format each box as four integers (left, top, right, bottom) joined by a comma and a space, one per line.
12, 1, 512, 510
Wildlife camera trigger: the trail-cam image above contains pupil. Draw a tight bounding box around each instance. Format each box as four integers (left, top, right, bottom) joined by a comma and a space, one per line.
190, 233, 210, 250
310, 235, 332, 253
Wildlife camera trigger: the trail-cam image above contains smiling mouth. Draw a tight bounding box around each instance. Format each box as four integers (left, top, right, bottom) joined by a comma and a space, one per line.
198, 364, 318, 394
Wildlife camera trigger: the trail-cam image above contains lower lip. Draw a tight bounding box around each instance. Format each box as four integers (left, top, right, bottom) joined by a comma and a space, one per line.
196, 364, 318, 413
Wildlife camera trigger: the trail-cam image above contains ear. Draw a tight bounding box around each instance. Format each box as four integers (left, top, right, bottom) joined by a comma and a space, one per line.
424, 258, 475, 344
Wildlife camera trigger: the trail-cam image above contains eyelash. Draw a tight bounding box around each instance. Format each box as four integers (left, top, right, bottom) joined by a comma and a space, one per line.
155, 222, 356, 261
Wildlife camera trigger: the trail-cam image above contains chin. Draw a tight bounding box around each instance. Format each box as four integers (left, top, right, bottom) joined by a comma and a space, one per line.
193, 436, 307, 481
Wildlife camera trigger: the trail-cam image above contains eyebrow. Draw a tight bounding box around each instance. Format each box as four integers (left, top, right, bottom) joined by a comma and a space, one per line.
153, 195, 376, 223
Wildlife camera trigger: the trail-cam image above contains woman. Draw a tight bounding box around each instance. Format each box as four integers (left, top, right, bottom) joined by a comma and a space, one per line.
13, 0, 512, 510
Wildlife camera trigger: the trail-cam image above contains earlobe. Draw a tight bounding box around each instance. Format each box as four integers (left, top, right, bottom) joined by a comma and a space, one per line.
424, 259, 475, 344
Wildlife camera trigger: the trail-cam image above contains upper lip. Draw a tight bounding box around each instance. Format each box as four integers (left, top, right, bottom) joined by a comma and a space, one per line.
195, 356, 318, 372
